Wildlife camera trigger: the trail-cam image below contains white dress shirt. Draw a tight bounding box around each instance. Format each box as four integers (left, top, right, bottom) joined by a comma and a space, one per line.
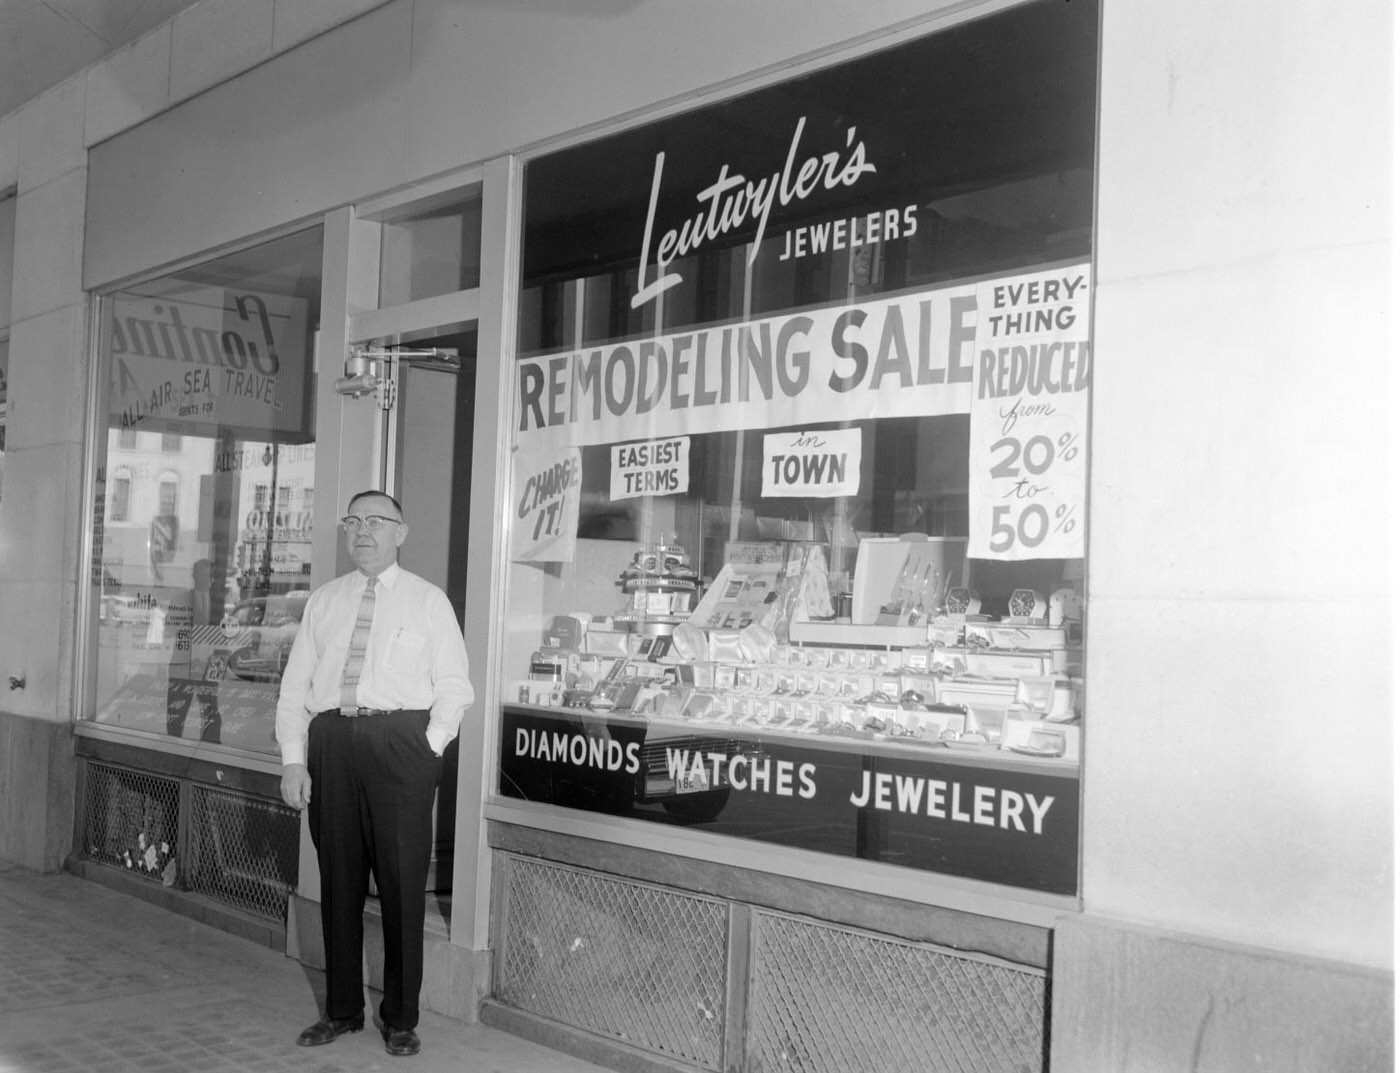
275, 562, 474, 765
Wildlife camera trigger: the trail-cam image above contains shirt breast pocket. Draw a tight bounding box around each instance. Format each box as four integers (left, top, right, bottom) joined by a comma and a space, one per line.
387, 629, 429, 674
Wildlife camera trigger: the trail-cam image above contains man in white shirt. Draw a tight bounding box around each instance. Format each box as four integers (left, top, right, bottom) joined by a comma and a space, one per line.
276, 491, 473, 1058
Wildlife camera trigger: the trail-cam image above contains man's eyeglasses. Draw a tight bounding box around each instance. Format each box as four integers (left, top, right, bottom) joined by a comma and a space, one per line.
340, 515, 403, 533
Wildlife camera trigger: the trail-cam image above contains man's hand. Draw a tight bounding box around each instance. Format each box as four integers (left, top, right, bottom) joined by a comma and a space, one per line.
281, 763, 312, 810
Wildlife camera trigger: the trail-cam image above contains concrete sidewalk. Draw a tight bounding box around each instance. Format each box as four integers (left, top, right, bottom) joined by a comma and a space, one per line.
0, 861, 610, 1073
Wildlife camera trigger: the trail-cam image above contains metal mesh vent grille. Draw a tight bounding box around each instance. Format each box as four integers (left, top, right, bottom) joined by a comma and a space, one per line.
186, 785, 299, 922
79, 763, 180, 882
747, 911, 1045, 1073
497, 855, 728, 1070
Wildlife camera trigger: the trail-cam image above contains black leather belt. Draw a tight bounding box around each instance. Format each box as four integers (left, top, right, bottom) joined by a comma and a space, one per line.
338, 707, 396, 717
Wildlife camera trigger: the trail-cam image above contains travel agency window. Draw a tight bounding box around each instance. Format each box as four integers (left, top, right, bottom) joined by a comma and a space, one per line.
88, 226, 323, 758
498, 0, 1097, 903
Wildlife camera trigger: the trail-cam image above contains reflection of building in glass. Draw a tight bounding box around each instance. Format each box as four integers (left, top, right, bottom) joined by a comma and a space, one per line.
232, 449, 315, 598
101, 429, 214, 590
100, 430, 314, 602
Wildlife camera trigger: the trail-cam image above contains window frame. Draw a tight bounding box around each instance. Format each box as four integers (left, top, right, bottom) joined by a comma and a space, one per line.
76, 221, 329, 771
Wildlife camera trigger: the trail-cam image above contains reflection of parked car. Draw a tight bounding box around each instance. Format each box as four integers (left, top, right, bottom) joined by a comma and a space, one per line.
223, 592, 308, 682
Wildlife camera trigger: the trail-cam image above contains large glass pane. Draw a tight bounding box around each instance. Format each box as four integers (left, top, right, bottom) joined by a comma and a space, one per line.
91, 227, 323, 755
500, 1, 1095, 895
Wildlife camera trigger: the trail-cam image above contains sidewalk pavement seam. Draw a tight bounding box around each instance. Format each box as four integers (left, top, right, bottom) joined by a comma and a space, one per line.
0, 865, 613, 1073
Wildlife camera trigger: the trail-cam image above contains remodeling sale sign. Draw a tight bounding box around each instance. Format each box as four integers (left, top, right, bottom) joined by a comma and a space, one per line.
512, 262, 1090, 563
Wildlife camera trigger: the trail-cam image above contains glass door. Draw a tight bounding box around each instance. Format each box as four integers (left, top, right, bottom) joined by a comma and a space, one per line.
388, 333, 477, 891
341, 173, 489, 899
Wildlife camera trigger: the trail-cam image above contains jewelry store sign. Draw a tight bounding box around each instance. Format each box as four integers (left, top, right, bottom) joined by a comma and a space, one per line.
108, 288, 310, 437
500, 706, 1079, 895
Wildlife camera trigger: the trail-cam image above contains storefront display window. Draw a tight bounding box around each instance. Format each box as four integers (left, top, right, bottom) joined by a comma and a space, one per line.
90, 227, 323, 756
500, 1, 1096, 894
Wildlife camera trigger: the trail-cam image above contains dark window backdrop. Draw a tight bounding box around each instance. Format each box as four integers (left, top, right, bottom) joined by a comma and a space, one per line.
520, 0, 1097, 347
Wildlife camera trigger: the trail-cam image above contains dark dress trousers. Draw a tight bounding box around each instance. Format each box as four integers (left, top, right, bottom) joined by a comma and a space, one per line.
307, 707, 441, 1030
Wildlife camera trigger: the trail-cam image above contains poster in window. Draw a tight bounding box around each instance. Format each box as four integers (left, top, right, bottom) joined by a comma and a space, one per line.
108, 288, 311, 440
968, 263, 1091, 561
511, 445, 582, 563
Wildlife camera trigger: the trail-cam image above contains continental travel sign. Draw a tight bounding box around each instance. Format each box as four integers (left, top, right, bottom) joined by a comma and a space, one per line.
108, 287, 311, 438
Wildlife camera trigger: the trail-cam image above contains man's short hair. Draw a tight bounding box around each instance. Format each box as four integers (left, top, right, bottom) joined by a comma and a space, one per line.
347, 489, 405, 519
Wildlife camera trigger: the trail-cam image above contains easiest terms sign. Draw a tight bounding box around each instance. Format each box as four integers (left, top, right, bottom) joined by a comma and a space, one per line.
611, 437, 690, 500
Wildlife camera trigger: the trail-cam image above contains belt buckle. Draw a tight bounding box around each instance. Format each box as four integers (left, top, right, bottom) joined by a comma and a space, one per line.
339, 705, 364, 717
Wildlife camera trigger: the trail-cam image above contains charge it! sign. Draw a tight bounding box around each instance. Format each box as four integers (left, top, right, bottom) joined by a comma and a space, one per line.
511, 445, 582, 563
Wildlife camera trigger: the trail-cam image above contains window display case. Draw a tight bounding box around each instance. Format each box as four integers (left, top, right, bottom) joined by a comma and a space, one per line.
499, 0, 1095, 897
499, 511, 1083, 893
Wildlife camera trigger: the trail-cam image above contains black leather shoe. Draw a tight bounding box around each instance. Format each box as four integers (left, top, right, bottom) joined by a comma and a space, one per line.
296, 1013, 365, 1046
383, 1027, 421, 1057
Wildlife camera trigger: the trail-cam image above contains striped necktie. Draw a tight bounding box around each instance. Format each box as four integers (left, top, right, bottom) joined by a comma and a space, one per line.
339, 575, 377, 710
